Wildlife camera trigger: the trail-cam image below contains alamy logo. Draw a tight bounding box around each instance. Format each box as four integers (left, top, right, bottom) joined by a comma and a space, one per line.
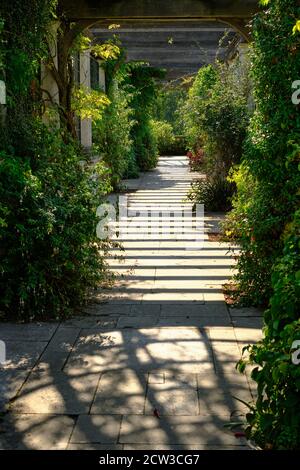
291, 340, 300, 365
291, 80, 300, 104
96, 196, 205, 250
0, 340, 6, 364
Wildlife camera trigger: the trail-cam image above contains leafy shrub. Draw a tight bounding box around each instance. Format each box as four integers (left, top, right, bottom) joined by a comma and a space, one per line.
152, 85, 187, 135
188, 176, 235, 212
227, 0, 300, 450
182, 62, 250, 178
93, 82, 138, 188
238, 211, 300, 450
187, 149, 204, 171
150, 120, 175, 155
124, 63, 164, 170
0, 123, 112, 320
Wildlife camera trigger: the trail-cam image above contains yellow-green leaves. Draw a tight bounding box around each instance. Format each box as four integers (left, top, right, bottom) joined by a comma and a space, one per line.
108, 24, 120, 30
72, 86, 110, 122
292, 20, 300, 35
92, 43, 120, 60
259, 0, 270, 6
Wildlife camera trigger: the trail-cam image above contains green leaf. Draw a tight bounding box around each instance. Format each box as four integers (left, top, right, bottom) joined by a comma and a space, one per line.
292, 20, 300, 35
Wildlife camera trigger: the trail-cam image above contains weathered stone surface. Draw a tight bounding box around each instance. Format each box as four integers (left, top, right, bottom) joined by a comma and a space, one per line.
130, 304, 161, 316
0, 323, 57, 341
3, 340, 47, 370
158, 316, 231, 327
67, 443, 123, 450
197, 372, 252, 416
160, 303, 229, 317
231, 317, 264, 330
70, 415, 122, 444
11, 369, 100, 414
117, 316, 159, 328
124, 444, 249, 450
233, 326, 263, 343
35, 325, 80, 370
0, 370, 29, 411
145, 373, 199, 416
0, 414, 75, 450
65, 327, 213, 373
120, 415, 246, 446
81, 303, 131, 316
64, 316, 117, 329
91, 369, 147, 415
229, 307, 263, 318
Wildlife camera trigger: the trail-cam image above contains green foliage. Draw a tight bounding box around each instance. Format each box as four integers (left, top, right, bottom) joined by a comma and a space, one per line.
182, 65, 217, 157
223, 0, 300, 306
153, 85, 187, 135
0, 123, 112, 320
0, 1, 115, 320
188, 177, 235, 212
238, 212, 300, 449
72, 85, 110, 122
183, 62, 250, 177
228, 0, 300, 450
124, 63, 165, 170
150, 120, 175, 155
93, 80, 138, 187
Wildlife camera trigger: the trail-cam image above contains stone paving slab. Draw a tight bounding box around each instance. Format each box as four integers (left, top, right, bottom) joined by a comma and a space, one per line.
123, 444, 250, 450
229, 307, 263, 318
157, 316, 231, 327
67, 444, 123, 450
160, 302, 229, 317
65, 327, 214, 373
130, 304, 161, 316
117, 316, 159, 329
145, 373, 199, 416
81, 303, 132, 316
197, 372, 253, 416
2, 340, 48, 370
91, 370, 147, 415
35, 325, 80, 370
0, 369, 30, 411
70, 415, 122, 444
10, 369, 100, 414
0, 323, 58, 341
119, 415, 246, 446
231, 317, 264, 330
0, 414, 75, 450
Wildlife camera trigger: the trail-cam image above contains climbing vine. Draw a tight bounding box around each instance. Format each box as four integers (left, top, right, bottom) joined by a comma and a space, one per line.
225, 0, 300, 449
0, 1, 113, 320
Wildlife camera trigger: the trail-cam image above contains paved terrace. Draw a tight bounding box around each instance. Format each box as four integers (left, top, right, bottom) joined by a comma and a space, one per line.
0, 156, 262, 450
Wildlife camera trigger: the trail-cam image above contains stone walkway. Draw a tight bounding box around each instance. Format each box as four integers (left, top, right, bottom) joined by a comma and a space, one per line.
0, 156, 263, 450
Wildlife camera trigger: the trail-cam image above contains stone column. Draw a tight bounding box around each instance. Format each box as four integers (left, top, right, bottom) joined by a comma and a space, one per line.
41, 21, 60, 125
99, 63, 106, 92
80, 48, 92, 149
238, 42, 249, 65
238, 42, 254, 112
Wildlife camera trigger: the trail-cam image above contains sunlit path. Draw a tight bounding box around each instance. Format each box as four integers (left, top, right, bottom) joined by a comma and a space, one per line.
0, 156, 262, 450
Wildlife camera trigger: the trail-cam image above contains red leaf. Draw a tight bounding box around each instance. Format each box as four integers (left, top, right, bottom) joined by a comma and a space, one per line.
234, 432, 246, 438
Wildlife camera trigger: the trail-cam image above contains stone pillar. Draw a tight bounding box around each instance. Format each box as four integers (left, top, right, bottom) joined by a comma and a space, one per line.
0, 79, 6, 126
80, 49, 92, 149
99, 63, 106, 92
238, 42, 249, 65
41, 21, 60, 125
238, 42, 254, 112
